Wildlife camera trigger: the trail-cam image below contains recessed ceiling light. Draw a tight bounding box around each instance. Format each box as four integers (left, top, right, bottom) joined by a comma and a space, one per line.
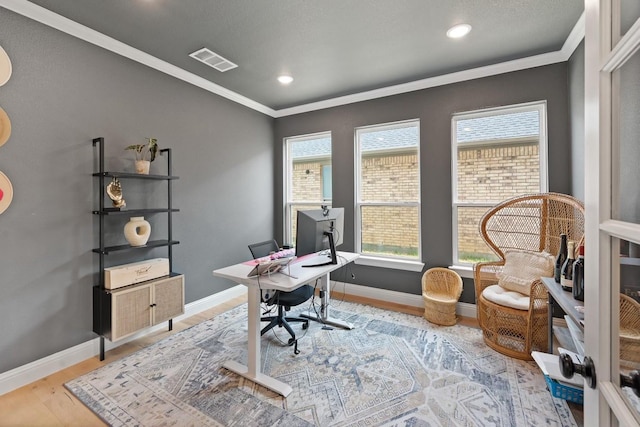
447, 24, 472, 39
278, 75, 293, 85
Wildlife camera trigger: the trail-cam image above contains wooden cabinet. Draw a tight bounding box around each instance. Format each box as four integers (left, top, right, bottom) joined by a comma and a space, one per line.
91, 137, 182, 359
94, 274, 184, 341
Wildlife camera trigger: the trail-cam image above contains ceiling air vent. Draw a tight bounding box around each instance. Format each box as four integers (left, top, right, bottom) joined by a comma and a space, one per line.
189, 48, 238, 72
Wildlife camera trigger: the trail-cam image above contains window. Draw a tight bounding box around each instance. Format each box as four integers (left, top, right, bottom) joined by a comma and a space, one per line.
284, 132, 331, 245
355, 120, 421, 262
452, 101, 548, 266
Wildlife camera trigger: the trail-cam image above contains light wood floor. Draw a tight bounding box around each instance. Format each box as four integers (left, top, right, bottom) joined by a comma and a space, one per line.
0, 293, 564, 426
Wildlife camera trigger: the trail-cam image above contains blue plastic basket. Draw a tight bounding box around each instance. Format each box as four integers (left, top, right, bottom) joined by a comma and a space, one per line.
544, 375, 584, 404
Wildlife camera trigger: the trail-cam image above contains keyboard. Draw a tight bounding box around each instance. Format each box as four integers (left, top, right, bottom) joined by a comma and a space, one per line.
270, 248, 295, 259
254, 248, 296, 264
247, 257, 295, 277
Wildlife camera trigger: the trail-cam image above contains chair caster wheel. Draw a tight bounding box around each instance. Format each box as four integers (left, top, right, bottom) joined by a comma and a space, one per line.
302, 322, 308, 330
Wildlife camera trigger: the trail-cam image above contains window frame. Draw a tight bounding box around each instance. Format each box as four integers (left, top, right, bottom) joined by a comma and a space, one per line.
450, 101, 549, 275
283, 131, 332, 246
354, 119, 423, 271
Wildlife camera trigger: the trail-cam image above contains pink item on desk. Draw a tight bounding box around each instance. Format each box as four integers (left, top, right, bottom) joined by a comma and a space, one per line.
243, 248, 298, 265
271, 248, 295, 259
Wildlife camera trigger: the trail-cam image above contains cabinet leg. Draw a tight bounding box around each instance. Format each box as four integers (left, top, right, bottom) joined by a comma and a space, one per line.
168, 319, 173, 331
99, 336, 105, 361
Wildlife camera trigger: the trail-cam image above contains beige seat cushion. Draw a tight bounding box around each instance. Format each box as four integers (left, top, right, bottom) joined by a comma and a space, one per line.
482, 284, 530, 310
497, 250, 555, 296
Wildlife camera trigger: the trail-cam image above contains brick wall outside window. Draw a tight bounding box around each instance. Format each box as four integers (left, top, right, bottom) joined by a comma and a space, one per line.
456, 142, 540, 260
457, 142, 540, 203
292, 161, 327, 202
361, 152, 419, 202
293, 152, 419, 253
293, 141, 539, 259
360, 152, 419, 254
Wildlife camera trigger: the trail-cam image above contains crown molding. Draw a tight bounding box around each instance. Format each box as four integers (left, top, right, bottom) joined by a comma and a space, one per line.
2, 0, 585, 119
0, 0, 276, 117
273, 50, 567, 117
273, 12, 586, 117
561, 11, 586, 58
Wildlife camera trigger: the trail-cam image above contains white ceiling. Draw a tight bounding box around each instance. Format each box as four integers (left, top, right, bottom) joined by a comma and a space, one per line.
4, 0, 584, 116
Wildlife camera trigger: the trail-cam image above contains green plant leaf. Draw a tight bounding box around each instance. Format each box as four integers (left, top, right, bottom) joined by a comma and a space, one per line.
124, 139, 160, 161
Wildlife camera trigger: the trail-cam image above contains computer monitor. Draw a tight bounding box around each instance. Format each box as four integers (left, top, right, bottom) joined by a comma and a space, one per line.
295, 206, 344, 267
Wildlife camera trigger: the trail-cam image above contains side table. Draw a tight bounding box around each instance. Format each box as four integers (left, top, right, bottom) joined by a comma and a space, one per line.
541, 277, 584, 353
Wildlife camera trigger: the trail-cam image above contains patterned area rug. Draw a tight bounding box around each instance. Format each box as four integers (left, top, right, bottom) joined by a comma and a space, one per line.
66, 301, 577, 426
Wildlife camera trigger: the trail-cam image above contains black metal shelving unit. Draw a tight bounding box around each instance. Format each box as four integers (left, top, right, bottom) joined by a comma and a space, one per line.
92, 137, 181, 360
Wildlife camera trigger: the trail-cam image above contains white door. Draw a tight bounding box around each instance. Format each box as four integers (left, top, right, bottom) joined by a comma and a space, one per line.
583, 0, 640, 425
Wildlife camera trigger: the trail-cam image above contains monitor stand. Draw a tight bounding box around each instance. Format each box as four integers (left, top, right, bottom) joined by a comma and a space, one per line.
300, 272, 354, 330
302, 232, 337, 267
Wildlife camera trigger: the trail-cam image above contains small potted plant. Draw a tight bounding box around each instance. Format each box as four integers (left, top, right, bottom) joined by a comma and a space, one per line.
125, 138, 158, 174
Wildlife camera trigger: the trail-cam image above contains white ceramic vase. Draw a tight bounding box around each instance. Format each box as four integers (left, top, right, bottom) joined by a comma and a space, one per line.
124, 216, 151, 246
135, 160, 150, 174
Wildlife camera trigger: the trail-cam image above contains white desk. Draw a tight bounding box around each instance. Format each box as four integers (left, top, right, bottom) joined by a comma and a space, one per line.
212, 251, 359, 397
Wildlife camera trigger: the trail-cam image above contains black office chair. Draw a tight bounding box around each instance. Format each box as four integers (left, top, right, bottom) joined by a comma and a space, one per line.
248, 239, 314, 346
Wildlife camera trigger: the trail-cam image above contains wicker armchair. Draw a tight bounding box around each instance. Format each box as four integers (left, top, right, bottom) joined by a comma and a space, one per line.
422, 268, 463, 326
474, 193, 585, 360
620, 294, 640, 364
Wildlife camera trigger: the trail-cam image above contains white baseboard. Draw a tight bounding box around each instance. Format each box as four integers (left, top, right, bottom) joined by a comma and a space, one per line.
0, 285, 247, 396
0, 282, 476, 396
333, 281, 477, 319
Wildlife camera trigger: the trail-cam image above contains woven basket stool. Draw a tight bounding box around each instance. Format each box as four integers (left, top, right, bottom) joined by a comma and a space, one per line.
422, 267, 463, 326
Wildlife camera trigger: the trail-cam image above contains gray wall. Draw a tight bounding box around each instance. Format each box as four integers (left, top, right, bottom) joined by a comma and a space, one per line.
569, 40, 585, 202
274, 64, 572, 303
0, 10, 273, 373
619, 40, 640, 224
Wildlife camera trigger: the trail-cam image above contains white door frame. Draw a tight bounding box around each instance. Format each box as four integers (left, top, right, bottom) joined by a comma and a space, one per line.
584, 0, 640, 425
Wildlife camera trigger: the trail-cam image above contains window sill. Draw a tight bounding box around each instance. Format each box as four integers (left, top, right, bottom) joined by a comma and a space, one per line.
449, 265, 474, 279
354, 255, 424, 272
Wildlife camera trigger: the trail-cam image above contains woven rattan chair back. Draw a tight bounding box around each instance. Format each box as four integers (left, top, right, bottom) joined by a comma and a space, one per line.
480, 192, 585, 260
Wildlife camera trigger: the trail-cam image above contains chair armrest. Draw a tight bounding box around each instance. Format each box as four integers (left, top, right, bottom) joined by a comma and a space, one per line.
529, 279, 549, 312
473, 261, 504, 302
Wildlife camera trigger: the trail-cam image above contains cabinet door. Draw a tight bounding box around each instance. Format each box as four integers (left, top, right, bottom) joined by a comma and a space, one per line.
111, 285, 152, 341
152, 275, 184, 324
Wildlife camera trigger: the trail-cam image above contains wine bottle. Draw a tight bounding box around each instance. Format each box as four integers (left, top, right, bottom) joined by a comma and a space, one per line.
554, 234, 568, 283
572, 245, 585, 301
561, 241, 575, 292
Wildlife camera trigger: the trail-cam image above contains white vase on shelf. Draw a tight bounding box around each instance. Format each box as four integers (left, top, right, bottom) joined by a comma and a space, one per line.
124, 216, 151, 246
